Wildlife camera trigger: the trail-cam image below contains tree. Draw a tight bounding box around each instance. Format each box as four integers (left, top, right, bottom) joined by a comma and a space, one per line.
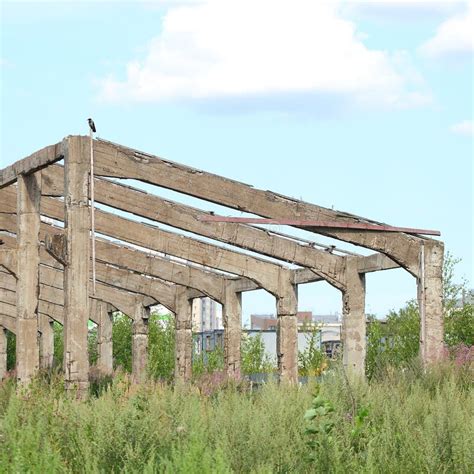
147, 313, 175, 381
241, 333, 274, 375
112, 313, 132, 372
366, 252, 472, 378
298, 327, 327, 377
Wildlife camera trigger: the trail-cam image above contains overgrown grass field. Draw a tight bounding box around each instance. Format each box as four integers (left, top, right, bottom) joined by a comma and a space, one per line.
0, 361, 472, 473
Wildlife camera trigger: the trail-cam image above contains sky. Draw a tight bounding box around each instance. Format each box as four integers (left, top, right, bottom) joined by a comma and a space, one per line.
1, 0, 473, 324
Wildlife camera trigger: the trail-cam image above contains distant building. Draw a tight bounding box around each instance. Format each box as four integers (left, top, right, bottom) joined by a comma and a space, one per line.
194, 323, 343, 361
192, 297, 223, 332
251, 311, 340, 330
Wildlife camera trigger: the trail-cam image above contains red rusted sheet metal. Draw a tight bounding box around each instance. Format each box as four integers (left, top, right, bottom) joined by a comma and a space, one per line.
197, 216, 441, 236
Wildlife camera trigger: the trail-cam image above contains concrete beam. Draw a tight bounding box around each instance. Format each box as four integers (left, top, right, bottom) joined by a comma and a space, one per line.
0, 142, 63, 188
0, 210, 232, 303
132, 300, 150, 383
39, 314, 54, 371
341, 257, 366, 378
93, 138, 424, 274
92, 299, 113, 375
63, 136, 90, 393
16, 172, 42, 384
0, 314, 15, 333
418, 241, 444, 365
0, 233, 177, 313
43, 165, 346, 280
44, 164, 399, 280
223, 281, 242, 379
174, 288, 193, 383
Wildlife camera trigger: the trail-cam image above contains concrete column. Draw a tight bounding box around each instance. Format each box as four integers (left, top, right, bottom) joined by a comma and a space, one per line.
418, 241, 444, 365
342, 257, 366, 378
16, 172, 41, 384
175, 288, 193, 383
132, 303, 149, 383
0, 327, 6, 380
223, 283, 242, 380
96, 301, 113, 375
63, 136, 90, 395
276, 279, 298, 384
39, 315, 54, 371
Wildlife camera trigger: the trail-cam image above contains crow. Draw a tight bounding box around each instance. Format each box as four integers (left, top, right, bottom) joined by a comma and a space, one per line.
88, 118, 96, 133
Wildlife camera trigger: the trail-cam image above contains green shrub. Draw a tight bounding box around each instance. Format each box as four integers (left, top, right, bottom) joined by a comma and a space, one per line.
1, 362, 472, 473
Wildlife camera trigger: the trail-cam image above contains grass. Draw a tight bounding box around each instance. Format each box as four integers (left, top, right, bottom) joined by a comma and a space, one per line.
0, 361, 472, 473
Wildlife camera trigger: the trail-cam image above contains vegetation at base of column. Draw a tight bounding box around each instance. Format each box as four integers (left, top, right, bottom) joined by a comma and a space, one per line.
366, 252, 473, 379
0, 361, 472, 472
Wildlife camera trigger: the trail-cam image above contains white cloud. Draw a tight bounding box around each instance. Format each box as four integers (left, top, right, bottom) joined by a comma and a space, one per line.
419, 2, 473, 58
98, 0, 430, 110
450, 120, 474, 136
342, 0, 464, 21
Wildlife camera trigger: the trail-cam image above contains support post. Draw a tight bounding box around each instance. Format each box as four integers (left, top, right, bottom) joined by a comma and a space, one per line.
341, 257, 366, 378
223, 283, 242, 380
0, 327, 6, 380
418, 241, 444, 365
132, 302, 149, 383
39, 315, 54, 371
276, 278, 298, 384
16, 172, 41, 384
96, 301, 113, 375
175, 288, 193, 383
63, 136, 90, 395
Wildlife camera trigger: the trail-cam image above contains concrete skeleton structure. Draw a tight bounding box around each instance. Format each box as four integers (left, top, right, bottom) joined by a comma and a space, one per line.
0, 135, 444, 392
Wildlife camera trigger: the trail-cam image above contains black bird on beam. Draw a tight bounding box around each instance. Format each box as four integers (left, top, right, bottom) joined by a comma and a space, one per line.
88, 118, 96, 133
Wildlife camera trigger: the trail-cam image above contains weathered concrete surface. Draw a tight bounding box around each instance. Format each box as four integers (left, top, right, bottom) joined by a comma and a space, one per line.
16, 172, 41, 384
0, 314, 15, 333
341, 257, 366, 378
174, 288, 193, 383
0, 142, 62, 188
132, 301, 150, 383
0, 209, 228, 303
276, 280, 299, 384
93, 139, 421, 273
418, 241, 444, 365
63, 136, 90, 395
0, 326, 6, 380
223, 282, 242, 379
43, 164, 345, 281
92, 299, 113, 375
39, 314, 54, 371
0, 249, 17, 277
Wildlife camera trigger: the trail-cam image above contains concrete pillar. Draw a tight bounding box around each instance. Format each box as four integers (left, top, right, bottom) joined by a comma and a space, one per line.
96, 301, 113, 375
16, 172, 41, 384
132, 303, 149, 383
276, 280, 298, 384
223, 284, 242, 380
418, 241, 444, 365
0, 327, 6, 380
63, 136, 90, 395
175, 288, 193, 383
39, 315, 54, 371
342, 257, 366, 378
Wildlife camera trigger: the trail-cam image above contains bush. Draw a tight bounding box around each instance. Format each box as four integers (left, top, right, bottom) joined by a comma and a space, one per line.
0, 362, 472, 473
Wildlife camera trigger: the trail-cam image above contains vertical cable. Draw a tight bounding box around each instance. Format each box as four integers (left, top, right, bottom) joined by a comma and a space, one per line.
90, 130, 96, 295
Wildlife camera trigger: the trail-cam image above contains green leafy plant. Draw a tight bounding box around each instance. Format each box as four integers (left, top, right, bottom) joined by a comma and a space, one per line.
304, 386, 335, 466
298, 325, 328, 377
241, 333, 275, 375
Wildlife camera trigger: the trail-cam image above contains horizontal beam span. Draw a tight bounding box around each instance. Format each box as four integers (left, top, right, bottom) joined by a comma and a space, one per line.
198, 216, 441, 236
93, 138, 425, 273
0, 142, 63, 188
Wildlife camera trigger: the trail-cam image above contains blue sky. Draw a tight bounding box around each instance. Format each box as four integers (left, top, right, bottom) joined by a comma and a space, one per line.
1, 1, 472, 323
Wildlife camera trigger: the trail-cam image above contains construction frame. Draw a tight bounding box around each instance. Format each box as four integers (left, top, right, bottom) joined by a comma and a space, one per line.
0, 135, 444, 393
